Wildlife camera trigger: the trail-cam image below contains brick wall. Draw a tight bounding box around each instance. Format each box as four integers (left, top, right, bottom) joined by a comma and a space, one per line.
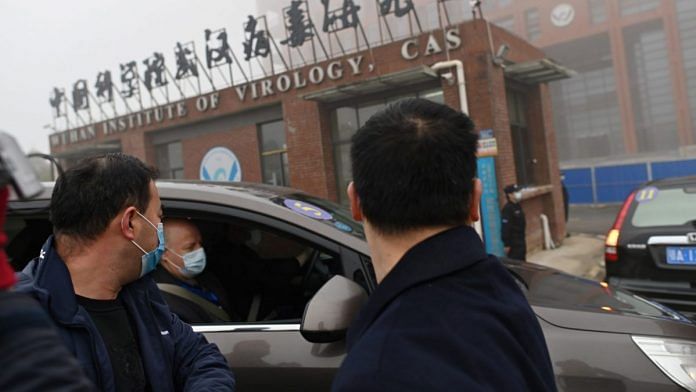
180, 124, 262, 183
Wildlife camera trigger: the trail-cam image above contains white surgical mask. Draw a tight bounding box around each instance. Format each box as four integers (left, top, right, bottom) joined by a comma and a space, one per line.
167, 247, 207, 278
514, 191, 523, 202
131, 211, 165, 278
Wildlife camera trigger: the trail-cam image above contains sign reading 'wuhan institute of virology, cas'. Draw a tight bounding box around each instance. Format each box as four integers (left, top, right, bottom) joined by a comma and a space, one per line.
49, 25, 461, 149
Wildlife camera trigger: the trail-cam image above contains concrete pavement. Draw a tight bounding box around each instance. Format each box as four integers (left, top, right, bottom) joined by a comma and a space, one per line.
527, 233, 606, 281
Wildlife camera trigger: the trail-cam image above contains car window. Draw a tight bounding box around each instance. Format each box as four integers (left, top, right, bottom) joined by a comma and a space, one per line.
169, 213, 343, 324
5, 210, 345, 325
6, 216, 53, 271
630, 186, 696, 227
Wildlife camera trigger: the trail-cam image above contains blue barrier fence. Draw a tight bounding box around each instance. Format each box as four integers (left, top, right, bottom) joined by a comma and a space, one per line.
562, 158, 696, 204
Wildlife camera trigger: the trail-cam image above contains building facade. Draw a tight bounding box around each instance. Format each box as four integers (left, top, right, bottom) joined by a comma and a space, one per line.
49, 19, 568, 253
483, 0, 696, 166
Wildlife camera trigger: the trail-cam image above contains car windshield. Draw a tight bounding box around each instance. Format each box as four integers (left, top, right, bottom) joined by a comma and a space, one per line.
631, 187, 696, 227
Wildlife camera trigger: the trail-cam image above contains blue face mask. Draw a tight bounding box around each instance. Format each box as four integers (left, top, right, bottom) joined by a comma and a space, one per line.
168, 247, 207, 278
131, 211, 165, 277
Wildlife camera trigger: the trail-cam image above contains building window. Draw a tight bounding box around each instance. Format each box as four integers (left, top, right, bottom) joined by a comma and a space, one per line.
506, 89, 535, 186
493, 16, 515, 34
156, 141, 184, 179
331, 88, 444, 204
258, 120, 290, 186
525, 8, 541, 42
620, 0, 660, 16
546, 33, 625, 162
624, 21, 679, 153
589, 0, 607, 24
676, 0, 696, 142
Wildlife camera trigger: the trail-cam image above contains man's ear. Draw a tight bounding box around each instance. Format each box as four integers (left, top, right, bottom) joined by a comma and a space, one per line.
347, 182, 363, 222
469, 178, 482, 223
120, 206, 138, 241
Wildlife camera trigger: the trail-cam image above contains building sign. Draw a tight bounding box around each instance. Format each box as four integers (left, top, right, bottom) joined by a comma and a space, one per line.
49, 92, 220, 147
401, 28, 461, 60
550, 4, 575, 27
200, 146, 242, 182
48, 0, 464, 147
477, 156, 504, 257
235, 55, 366, 101
477, 128, 498, 157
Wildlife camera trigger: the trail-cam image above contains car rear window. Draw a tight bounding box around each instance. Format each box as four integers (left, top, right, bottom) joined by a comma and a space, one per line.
631, 186, 696, 227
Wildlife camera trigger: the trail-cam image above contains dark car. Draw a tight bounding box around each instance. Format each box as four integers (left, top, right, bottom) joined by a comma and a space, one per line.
8, 181, 696, 391
604, 176, 696, 320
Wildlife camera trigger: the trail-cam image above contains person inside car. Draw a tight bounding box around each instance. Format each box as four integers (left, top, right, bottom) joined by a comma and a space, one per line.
15, 153, 235, 392
333, 99, 556, 391
153, 218, 237, 323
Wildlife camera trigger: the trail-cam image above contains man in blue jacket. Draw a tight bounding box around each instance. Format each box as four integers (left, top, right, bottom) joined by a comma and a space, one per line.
334, 99, 557, 391
16, 153, 235, 391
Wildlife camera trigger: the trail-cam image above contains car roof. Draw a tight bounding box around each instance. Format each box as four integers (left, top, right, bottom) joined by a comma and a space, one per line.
645, 175, 696, 188
13, 180, 370, 255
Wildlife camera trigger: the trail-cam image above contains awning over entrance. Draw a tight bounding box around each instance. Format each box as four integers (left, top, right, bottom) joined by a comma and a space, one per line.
303, 66, 439, 103
504, 58, 576, 84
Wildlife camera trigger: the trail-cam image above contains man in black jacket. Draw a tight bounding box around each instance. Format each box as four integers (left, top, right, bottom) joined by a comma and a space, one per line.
501, 184, 527, 260
15, 154, 235, 391
0, 187, 94, 392
333, 99, 556, 391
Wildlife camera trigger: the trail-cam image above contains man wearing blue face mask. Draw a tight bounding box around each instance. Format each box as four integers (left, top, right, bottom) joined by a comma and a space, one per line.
153, 218, 236, 323
15, 153, 235, 392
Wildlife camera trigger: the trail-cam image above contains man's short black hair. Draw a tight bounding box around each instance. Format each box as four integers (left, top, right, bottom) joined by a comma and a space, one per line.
50, 153, 158, 241
350, 98, 478, 235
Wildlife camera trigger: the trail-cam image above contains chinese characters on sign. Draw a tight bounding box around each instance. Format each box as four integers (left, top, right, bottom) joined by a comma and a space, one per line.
281, 0, 314, 48
243, 15, 271, 60
48, 0, 443, 130
120, 61, 139, 98
71, 79, 90, 111
95, 71, 114, 103
321, 0, 361, 32
49, 87, 66, 117
378, 0, 414, 17
175, 42, 199, 79
142, 52, 168, 91
205, 28, 233, 68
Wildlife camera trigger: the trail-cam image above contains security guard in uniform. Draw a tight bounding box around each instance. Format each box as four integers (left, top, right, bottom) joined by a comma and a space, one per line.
502, 184, 526, 260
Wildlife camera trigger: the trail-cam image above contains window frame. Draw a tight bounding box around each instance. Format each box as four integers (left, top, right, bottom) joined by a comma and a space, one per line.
258, 119, 290, 187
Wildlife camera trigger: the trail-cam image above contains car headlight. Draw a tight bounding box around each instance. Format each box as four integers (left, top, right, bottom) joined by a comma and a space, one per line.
632, 336, 696, 391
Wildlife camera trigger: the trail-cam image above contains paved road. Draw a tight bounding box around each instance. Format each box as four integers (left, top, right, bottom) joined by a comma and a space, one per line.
566, 204, 621, 235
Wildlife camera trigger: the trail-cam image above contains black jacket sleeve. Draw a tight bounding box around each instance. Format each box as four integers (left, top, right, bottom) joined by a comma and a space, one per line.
501, 203, 513, 246
0, 291, 96, 392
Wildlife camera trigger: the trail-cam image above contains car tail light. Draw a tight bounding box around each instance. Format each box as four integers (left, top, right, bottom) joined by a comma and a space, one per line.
605, 191, 635, 262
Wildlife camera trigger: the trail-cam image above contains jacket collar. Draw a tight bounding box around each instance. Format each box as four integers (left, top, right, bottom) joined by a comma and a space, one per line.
16, 236, 85, 324
16, 236, 151, 325
347, 225, 487, 347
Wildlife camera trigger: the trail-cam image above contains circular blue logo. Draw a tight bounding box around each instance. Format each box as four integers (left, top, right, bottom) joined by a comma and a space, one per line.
283, 199, 332, 220
200, 147, 242, 182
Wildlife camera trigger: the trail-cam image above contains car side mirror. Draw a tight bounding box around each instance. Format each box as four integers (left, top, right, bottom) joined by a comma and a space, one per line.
300, 275, 368, 343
